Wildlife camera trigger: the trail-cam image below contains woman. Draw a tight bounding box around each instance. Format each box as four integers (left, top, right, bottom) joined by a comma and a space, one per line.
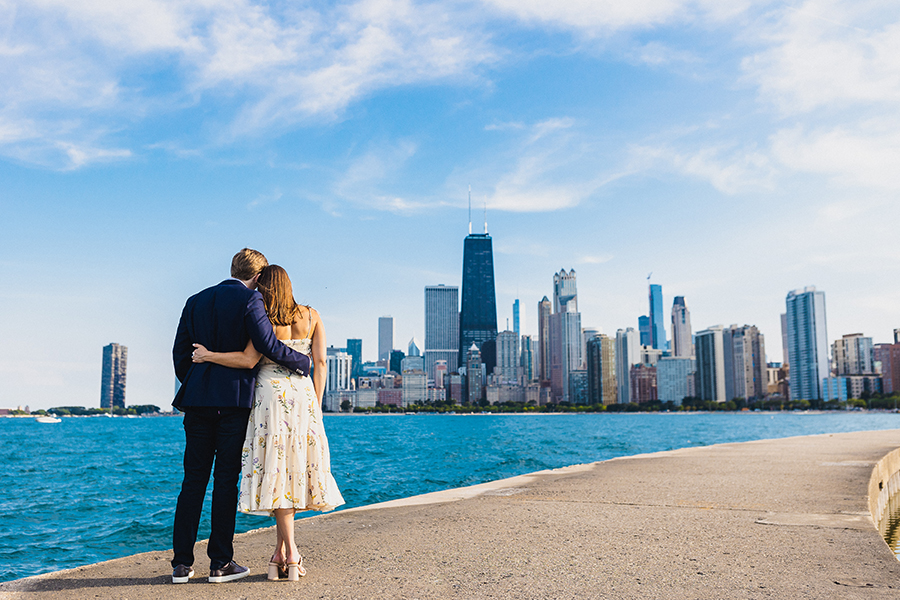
192, 264, 344, 581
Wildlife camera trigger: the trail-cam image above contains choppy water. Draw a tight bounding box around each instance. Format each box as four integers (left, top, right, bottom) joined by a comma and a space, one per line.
2, 411, 898, 582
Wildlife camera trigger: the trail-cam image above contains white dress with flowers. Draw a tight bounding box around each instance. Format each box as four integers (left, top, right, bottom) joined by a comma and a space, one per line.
238, 338, 344, 516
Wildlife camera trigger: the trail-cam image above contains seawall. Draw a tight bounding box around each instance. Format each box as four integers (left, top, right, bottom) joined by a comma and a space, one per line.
2, 429, 899, 599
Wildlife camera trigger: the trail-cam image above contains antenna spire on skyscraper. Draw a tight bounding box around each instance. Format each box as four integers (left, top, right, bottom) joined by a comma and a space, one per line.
468, 185, 472, 235
483, 197, 487, 234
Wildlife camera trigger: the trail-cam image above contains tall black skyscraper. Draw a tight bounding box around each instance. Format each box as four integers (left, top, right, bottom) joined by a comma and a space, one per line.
459, 232, 497, 374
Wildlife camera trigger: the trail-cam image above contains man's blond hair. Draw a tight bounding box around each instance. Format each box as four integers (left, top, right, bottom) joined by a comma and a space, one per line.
231, 248, 268, 280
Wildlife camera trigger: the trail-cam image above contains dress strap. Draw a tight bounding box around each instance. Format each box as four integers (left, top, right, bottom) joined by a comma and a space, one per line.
304, 306, 315, 340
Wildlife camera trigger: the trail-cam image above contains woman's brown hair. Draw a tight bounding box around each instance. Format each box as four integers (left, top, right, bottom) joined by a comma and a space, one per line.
256, 265, 300, 326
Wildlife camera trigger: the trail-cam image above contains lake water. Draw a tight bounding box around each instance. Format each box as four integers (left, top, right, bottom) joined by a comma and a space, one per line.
2, 411, 898, 582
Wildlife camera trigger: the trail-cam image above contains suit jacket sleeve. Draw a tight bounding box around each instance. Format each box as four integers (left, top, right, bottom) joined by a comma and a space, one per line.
173, 302, 193, 382
245, 294, 311, 376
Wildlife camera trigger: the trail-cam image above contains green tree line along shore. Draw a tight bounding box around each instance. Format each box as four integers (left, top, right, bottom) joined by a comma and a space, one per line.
345, 393, 900, 414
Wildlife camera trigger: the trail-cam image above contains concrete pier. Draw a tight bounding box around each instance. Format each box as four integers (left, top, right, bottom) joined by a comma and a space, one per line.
2, 429, 900, 599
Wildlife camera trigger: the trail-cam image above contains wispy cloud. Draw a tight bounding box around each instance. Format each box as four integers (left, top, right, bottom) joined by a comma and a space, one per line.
247, 189, 283, 210
481, 0, 754, 32
578, 254, 614, 264
477, 118, 628, 212
1, 0, 497, 167
328, 139, 442, 213
742, 1, 900, 114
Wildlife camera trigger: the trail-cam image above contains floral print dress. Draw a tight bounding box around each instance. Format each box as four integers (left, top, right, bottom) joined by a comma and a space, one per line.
238, 338, 344, 516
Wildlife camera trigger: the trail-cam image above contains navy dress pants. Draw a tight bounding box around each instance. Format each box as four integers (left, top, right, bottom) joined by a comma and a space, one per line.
172, 407, 251, 570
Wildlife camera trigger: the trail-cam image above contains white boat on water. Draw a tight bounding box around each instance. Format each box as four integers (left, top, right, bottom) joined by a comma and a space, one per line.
35, 416, 61, 424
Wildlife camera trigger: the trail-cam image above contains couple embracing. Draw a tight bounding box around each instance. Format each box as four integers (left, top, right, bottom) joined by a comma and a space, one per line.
170, 248, 344, 584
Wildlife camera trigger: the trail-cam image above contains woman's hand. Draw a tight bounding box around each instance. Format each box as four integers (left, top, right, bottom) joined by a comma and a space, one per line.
192, 343, 212, 363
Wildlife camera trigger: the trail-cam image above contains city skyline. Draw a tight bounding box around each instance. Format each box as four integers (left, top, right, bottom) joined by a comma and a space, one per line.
3, 1, 900, 410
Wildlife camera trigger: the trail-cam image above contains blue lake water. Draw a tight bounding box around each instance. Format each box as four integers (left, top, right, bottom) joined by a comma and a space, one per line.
1, 411, 898, 582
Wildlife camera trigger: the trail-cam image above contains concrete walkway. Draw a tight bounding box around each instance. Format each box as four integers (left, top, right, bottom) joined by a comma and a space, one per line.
3, 429, 900, 599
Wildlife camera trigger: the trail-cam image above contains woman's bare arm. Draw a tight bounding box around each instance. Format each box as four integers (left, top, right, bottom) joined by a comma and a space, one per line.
309, 308, 327, 403
192, 339, 262, 369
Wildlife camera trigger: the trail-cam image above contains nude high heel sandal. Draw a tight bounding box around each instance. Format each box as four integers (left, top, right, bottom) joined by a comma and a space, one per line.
286, 558, 306, 581
268, 559, 286, 580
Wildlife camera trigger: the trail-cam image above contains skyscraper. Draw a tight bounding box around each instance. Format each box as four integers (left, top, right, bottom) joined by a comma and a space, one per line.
520, 334, 535, 381
496, 330, 519, 383
425, 285, 459, 379
649, 283, 665, 350
723, 325, 767, 401
695, 326, 726, 402
638, 315, 651, 346
553, 269, 577, 313
466, 343, 483, 404
832, 333, 875, 375
512, 299, 520, 337
378, 316, 393, 362
408, 337, 421, 357
389, 349, 405, 374
671, 296, 692, 358
615, 328, 639, 404
586, 334, 617, 405
346, 338, 362, 384
657, 357, 696, 405
549, 310, 582, 403
537, 296, 551, 383
100, 343, 127, 409
549, 269, 582, 403
785, 287, 829, 401
875, 343, 900, 395
459, 232, 497, 369
780, 313, 789, 366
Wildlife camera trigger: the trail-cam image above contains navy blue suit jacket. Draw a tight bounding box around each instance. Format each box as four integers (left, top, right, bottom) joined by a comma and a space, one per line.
172, 279, 311, 409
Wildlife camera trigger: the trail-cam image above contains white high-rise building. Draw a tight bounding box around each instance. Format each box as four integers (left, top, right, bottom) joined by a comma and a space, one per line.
496, 330, 520, 383
785, 287, 829, 401
326, 348, 352, 397
657, 357, 696, 405
401, 355, 427, 407
553, 269, 578, 313
424, 285, 459, 379
615, 328, 639, 404
549, 310, 582, 403
378, 316, 393, 362
832, 333, 875, 375
671, 296, 692, 358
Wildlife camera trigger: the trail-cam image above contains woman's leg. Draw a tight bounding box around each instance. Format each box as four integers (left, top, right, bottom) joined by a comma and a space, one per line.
274, 509, 298, 562
273, 508, 304, 578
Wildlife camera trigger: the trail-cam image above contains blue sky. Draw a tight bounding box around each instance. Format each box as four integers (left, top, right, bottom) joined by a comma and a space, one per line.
2, 0, 899, 410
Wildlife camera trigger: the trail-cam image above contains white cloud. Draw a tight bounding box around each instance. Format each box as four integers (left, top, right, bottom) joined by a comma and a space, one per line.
770, 122, 900, 190
477, 118, 629, 212
247, 189, 283, 210
742, 1, 900, 114
630, 142, 774, 194
1, 0, 497, 166
327, 139, 440, 213
578, 254, 614, 264
480, 0, 753, 32
56, 142, 132, 169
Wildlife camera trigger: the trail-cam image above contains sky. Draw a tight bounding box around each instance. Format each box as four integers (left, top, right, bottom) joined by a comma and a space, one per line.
2, 0, 900, 410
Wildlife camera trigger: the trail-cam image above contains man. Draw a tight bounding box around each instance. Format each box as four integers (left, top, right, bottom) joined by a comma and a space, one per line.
170, 248, 311, 584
